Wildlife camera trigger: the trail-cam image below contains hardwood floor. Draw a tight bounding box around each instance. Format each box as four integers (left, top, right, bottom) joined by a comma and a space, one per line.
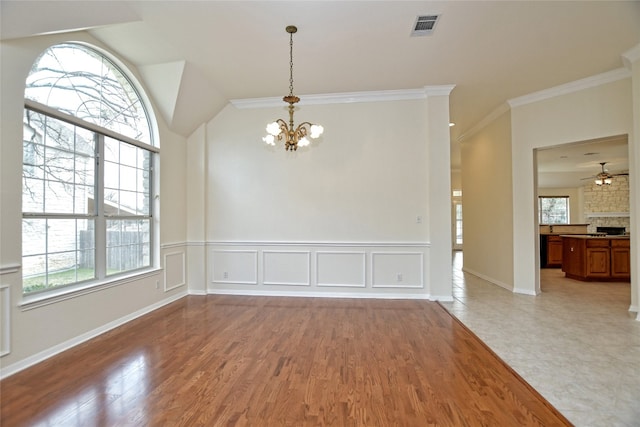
0, 295, 571, 426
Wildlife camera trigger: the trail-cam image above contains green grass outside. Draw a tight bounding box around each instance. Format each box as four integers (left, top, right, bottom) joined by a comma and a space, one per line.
23, 268, 96, 294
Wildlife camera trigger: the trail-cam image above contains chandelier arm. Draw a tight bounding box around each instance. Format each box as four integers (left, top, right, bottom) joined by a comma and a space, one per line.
294, 122, 312, 137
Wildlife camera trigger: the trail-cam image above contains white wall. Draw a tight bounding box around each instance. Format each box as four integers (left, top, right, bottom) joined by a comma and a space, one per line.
511, 74, 635, 298
207, 101, 429, 242
0, 32, 189, 376
461, 110, 514, 290
198, 92, 453, 299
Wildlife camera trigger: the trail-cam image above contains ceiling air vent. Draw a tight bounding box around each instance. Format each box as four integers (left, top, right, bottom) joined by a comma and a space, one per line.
411, 15, 440, 36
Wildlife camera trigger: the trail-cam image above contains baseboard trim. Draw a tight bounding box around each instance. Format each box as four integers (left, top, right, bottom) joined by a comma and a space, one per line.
0, 291, 187, 380
512, 287, 539, 296
462, 267, 513, 292
207, 289, 430, 300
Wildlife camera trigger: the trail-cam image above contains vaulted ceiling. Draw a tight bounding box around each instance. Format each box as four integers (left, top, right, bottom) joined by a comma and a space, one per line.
2, 1, 639, 172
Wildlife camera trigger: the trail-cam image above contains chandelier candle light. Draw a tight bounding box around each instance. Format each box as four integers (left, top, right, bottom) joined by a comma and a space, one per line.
263, 25, 324, 151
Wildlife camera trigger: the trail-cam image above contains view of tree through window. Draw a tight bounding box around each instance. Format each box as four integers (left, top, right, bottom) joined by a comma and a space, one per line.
22, 43, 156, 295
539, 196, 569, 224
25, 43, 151, 144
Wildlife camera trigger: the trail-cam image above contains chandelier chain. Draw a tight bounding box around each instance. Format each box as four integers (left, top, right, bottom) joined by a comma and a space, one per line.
289, 31, 294, 97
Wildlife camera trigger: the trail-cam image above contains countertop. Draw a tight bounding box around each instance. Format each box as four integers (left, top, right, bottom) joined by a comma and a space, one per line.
559, 234, 630, 239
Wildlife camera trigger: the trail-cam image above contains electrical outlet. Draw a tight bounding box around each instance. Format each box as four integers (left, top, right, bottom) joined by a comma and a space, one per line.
155, 280, 160, 289
396, 273, 403, 282
416, 216, 422, 224
223, 271, 228, 279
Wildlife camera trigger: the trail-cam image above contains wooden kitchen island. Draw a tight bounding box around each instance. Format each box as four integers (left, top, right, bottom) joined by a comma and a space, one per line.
539, 224, 589, 268
561, 235, 630, 281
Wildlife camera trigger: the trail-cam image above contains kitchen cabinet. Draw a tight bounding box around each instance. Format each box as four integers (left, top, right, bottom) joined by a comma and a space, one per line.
546, 235, 564, 267
562, 236, 630, 281
611, 239, 631, 279
539, 225, 589, 268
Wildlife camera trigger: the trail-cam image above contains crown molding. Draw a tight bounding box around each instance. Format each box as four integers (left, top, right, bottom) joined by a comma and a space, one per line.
458, 67, 632, 143
230, 85, 455, 109
424, 84, 456, 97
622, 43, 640, 68
458, 102, 510, 143
507, 67, 631, 109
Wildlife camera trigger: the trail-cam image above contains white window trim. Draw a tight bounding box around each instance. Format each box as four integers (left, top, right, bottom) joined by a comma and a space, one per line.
19, 267, 163, 311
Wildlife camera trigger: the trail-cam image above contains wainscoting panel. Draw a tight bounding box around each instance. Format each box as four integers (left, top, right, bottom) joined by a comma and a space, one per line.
163, 251, 186, 292
207, 242, 429, 298
372, 252, 424, 288
316, 251, 366, 288
263, 251, 311, 286
211, 250, 258, 285
0, 285, 10, 357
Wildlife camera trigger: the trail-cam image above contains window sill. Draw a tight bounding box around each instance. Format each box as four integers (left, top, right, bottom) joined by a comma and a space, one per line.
19, 268, 163, 311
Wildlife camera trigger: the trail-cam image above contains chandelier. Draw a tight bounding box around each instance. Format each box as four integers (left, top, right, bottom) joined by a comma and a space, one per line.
262, 25, 323, 151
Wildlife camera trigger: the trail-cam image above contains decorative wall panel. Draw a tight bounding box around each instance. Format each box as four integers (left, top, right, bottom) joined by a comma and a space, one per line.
372, 252, 424, 288
164, 251, 186, 291
211, 250, 258, 285
263, 251, 310, 286
316, 251, 366, 287
0, 285, 10, 356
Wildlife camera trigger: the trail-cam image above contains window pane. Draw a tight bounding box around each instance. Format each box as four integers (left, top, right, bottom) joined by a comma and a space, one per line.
22, 111, 96, 215
539, 197, 569, 224
106, 219, 151, 274
120, 143, 138, 167
104, 161, 120, 189
22, 219, 46, 257
22, 254, 48, 293
22, 218, 96, 293
104, 137, 151, 216
22, 178, 45, 213
120, 165, 137, 192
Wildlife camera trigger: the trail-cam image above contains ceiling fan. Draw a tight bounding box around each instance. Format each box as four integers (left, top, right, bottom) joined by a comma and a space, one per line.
581, 162, 628, 186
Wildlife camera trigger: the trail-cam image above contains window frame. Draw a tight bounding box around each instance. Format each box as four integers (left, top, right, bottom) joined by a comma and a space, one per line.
21, 43, 159, 303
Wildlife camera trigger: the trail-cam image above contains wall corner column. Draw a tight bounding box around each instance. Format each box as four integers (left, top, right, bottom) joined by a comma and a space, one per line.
622, 44, 640, 318
425, 85, 455, 301
186, 123, 208, 295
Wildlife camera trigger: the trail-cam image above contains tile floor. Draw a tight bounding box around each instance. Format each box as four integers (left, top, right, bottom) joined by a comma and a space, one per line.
441, 252, 640, 427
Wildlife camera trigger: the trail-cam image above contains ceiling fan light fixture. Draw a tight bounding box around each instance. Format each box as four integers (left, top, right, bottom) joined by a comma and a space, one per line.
595, 177, 612, 186
594, 162, 614, 185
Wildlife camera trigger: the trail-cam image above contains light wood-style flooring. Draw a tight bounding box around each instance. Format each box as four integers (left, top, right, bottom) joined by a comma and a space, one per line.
0, 294, 571, 426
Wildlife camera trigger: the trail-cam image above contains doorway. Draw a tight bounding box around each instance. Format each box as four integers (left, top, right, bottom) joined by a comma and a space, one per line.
535, 135, 630, 293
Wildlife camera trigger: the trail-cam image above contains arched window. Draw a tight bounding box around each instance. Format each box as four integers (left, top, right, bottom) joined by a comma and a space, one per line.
22, 43, 158, 295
